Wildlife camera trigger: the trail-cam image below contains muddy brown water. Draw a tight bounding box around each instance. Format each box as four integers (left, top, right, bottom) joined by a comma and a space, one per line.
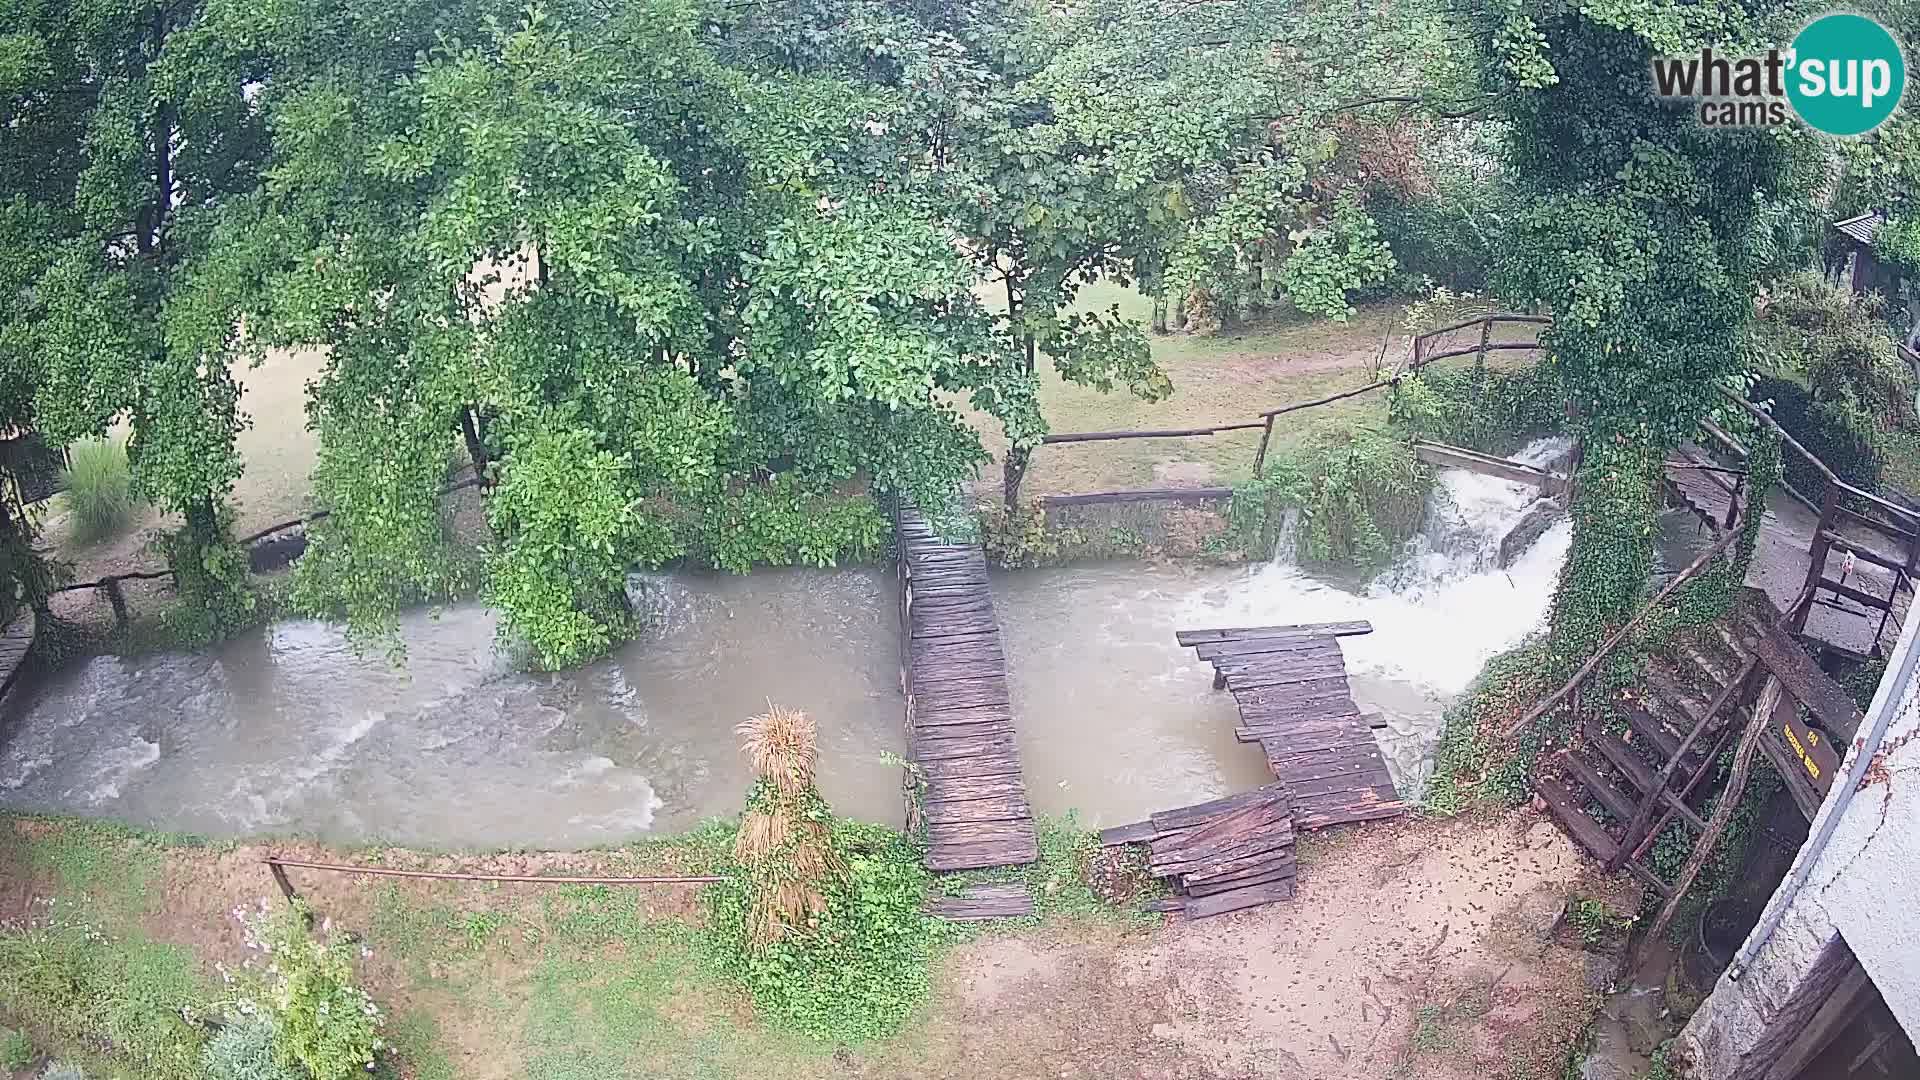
0, 445, 1576, 847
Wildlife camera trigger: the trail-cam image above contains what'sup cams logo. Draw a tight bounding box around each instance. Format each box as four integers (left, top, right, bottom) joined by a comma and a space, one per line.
1651, 13, 1906, 135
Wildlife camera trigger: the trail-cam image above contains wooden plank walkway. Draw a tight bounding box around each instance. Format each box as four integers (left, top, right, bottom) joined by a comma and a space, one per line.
1100, 783, 1298, 919
0, 608, 35, 702
1180, 623, 1407, 830
926, 883, 1036, 921
896, 508, 1039, 872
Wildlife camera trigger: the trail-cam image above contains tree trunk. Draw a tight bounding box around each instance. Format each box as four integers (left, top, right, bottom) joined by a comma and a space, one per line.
1171, 292, 1187, 332
1002, 447, 1030, 511
460, 405, 491, 488
1151, 295, 1168, 335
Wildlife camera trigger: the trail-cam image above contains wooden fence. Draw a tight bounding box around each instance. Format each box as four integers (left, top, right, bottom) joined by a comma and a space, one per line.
1015, 312, 1548, 511
48, 472, 486, 633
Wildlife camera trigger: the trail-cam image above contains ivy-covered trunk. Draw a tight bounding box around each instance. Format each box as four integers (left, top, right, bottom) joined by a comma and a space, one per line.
1545, 440, 1664, 672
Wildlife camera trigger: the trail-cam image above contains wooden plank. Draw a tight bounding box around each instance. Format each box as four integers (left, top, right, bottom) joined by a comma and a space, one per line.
1534, 775, 1619, 862
1181, 879, 1296, 919
1155, 830, 1295, 879
1099, 820, 1156, 846
915, 753, 1024, 780
926, 884, 1036, 921
912, 703, 1015, 727
1560, 751, 1637, 822
1174, 621, 1373, 646
1749, 621, 1863, 741
1153, 792, 1285, 856
1181, 846, 1298, 887
921, 795, 1033, 825
922, 773, 1028, 803
1292, 800, 1409, 831
1413, 441, 1557, 490
1148, 783, 1292, 832
924, 820, 1039, 848
1192, 636, 1342, 662
1185, 863, 1297, 897
913, 732, 1018, 761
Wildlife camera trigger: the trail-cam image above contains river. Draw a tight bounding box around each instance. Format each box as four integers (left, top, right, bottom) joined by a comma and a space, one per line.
0, 441, 1577, 847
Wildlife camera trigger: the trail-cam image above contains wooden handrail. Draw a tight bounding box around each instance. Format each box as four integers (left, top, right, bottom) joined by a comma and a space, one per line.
1503, 526, 1743, 739
1721, 390, 1920, 531
1041, 422, 1266, 444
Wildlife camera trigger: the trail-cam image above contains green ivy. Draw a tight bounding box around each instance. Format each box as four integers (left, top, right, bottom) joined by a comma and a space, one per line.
706, 818, 944, 1044
1388, 362, 1566, 455
1874, 215, 1920, 279
1278, 194, 1399, 322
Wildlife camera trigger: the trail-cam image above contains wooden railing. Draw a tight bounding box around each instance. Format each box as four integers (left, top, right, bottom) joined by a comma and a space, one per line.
1404, 313, 1551, 372
1019, 313, 1547, 509
1718, 392, 1919, 649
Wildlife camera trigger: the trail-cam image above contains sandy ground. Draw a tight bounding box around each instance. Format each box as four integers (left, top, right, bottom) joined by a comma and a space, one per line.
901, 813, 1615, 1080
0, 810, 1628, 1080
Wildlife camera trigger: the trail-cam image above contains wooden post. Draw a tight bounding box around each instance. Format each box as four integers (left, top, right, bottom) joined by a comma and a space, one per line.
269, 860, 298, 905
1793, 485, 1841, 635
1725, 473, 1744, 532
1476, 316, 1491, 375
1635, 673, 1784, 963
101, 576, 129, 632
1253, 415, 1276, 478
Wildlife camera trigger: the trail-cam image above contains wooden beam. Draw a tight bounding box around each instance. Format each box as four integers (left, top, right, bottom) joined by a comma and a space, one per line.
1636, 675, 1784, 963
1412, 440, 1562, 493
1504, 526, 1743, 738
1041, 423, 1265, 444
1038, 487, 1232, 507
1175, 621, 1374, 646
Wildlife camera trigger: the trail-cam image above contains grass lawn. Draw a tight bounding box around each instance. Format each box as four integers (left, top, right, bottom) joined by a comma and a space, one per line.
970, 283, 1414, 496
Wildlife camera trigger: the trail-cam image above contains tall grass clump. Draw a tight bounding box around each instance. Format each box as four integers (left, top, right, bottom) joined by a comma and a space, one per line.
711, 704, 940, 1042
61, 437, 134, 543
732, 705, 845, 946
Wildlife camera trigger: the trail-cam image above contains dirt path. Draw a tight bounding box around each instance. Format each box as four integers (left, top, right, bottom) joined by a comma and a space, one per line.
860, 812, 1611, 1080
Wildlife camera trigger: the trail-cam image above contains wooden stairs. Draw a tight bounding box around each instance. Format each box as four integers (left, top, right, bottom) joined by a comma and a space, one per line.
1534, 598, 1774, 896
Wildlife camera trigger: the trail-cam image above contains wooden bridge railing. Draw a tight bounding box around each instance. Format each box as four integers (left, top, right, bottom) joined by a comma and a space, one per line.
1718, 392, 1920, 650
1017, 313, 1548, 509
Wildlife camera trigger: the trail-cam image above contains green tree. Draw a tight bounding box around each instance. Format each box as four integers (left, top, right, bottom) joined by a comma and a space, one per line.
0, 0, 266, 637
1477, 0, 1820, 660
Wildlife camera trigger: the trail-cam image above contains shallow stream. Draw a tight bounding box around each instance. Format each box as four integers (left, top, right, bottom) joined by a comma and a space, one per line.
0, 441, 1576, 847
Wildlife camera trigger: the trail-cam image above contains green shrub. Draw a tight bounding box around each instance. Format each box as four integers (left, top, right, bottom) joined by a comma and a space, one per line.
1232, 429, 1432, 574
1748, 273, 1914, 429
61, 437, 134, 543
1750, 377, 1883, 500
0, 1026, 33, 1070
689, 476, 887, 574
708, 819, 943, 1043
977, 501, 1066, 569
1388, 362, 1566, 455
201, 1017, 303, 1080
0, 903, 207, 1079
242, 903, 386, 1080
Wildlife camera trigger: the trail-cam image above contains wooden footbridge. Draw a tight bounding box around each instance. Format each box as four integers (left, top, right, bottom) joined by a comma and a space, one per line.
894, 507, 1040, 873
1100, 620, 1407, 918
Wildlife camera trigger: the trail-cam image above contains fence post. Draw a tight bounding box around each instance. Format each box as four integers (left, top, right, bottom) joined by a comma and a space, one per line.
1725, 474, 1744, 532
1793, 485, 1841, 635
1253, 415, 1276, 478
268, 860, 299, 905
1476, 317, 1491, 375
